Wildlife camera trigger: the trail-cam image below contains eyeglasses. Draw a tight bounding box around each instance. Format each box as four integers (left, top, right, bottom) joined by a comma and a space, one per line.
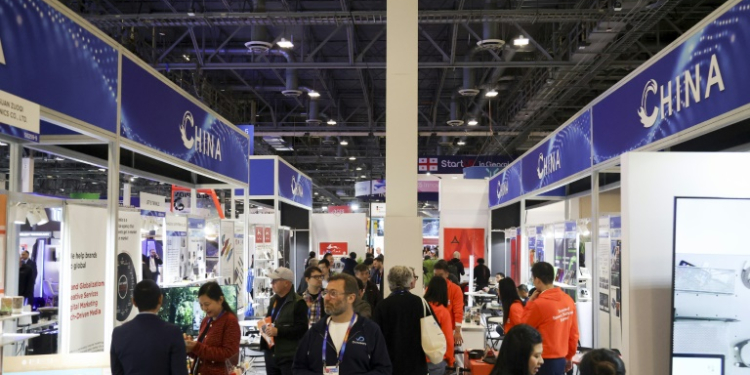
322, 290, 352, 299
309, 275, 324, 280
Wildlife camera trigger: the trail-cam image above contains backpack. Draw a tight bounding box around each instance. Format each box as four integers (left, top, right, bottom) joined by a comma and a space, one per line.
448, 263, 459, 279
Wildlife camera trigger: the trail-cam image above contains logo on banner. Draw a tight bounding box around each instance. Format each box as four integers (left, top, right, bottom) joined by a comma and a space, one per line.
496, 180, 509, 201
320, 242, 348, 256
637, 54, 725, 128
291, 176, 305, 199
537, 150, 561, 180
178, 111, 223, 160
418, 158, 438, 172
0, 36, 5, 65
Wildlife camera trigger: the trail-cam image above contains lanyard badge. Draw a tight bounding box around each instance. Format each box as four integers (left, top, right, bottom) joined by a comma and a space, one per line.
322, 314, 357, 373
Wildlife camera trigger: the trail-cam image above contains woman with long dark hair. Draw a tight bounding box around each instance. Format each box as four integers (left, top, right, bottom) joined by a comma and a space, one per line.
498, 278, 524, 334
579, 349, 626, 375
424, 276, 455, 375
490, 324, 544, 375
185, 282, 241, 375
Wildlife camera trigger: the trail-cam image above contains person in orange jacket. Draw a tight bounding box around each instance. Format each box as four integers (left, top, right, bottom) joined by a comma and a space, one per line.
433, 260, 465, 346
522, 262, 579, 375
497, 278, 524, 334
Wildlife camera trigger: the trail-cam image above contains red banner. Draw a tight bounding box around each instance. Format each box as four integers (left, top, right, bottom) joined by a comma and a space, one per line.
255, 226, 264, 242
319, 242, 349, 256
443, 228, 485, 268
327, 206, 352, 215
263, 227, 272, 244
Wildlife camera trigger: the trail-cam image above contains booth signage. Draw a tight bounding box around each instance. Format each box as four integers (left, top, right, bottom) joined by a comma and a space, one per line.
0, 89, 40, 142
0, 0, 118, 132
371, 203, 386, 217
139, 192, 167, 217
249, 158, 275, 196
319, 242, 348, 256
277, 160, 312, 207
354, 180, 439, 197
418, 155, 513, 174
488, 162, 522, 207
521, 109, 592, 193
236, 125, 254, 155
327, 205, 352, 215
120, 58, 250, 183
592, 3, 743, 164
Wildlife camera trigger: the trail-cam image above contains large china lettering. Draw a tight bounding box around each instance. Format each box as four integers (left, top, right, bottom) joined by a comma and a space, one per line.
179, 111, 223, 161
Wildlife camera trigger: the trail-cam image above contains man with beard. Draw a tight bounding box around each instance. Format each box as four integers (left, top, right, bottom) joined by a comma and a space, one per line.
292, 273, 391, 375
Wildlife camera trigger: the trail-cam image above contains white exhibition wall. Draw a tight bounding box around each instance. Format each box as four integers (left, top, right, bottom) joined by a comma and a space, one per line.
620, 152, 750, 375
311, 213, 367, 257
439, 179, 489, 263
525, 201, 566, 226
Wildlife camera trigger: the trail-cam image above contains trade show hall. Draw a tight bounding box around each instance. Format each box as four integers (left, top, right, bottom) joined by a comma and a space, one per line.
0, 0, 748, 375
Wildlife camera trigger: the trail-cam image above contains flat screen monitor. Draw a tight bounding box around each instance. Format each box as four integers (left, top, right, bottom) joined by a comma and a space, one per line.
158, 284, 238, 335
672, 354, 724, 375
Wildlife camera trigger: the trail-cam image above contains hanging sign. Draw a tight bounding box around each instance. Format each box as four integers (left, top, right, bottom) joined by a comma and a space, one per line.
319, 242, 348, 256
139, 192, 167, 217
277, 160, 312, 207
488, 162, 522, 207
0, 90, 40, 142
418, 155, 513, 174
120, 57, 249, 183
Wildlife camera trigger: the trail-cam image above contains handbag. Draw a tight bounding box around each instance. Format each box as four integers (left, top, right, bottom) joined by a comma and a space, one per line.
420, 298, 447, 364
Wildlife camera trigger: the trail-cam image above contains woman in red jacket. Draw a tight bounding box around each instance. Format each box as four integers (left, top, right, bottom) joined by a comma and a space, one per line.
424, 276, 455, 375
498, 278, 524, 334
185, 282, 241, 375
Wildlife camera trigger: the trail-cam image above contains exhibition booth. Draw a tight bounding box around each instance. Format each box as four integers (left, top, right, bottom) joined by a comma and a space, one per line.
488, 1, 750, 374
0, 0, 250, 369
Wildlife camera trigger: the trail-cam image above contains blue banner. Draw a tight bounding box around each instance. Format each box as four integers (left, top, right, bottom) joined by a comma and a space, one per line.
237, 125, 254, 155
463, 166, 504, 179
0, 0, 118, 132
418, 155, 513, 174
140, 210, 166, 218
521, 109, 592, 193
277, 160, 312, 208
593, 3, 746, 164
188, 218, 205, 230
609, 216, 621, 229
488, 161, 523, 207
249, 158, 275, 196
120, 57, 249, 183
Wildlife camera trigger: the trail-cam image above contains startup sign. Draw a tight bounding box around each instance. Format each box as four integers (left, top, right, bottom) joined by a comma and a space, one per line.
593, 2, 745, 164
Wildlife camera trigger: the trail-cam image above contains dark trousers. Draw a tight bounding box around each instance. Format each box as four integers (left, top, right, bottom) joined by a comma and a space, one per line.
264, 350, 293, 375
538, 358, 566, 375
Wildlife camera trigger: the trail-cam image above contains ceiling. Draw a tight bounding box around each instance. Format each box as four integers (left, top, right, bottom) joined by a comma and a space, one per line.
16, 0, 729, 207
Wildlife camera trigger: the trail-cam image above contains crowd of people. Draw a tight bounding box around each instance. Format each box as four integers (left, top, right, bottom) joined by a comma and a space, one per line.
109, 253, 626, 375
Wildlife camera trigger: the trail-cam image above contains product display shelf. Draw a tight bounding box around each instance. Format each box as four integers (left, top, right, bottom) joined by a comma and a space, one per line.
0, 311, 39, 322
1, 333, 39, 347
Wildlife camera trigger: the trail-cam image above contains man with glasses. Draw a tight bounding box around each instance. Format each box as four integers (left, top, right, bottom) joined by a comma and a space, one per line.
293, 273, 392, 375
300, 266, 327, 326
261, 267, 309, 375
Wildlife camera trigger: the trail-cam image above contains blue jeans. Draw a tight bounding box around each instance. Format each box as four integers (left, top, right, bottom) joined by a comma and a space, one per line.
428, 360, 446, 375
538, 358, 566, 375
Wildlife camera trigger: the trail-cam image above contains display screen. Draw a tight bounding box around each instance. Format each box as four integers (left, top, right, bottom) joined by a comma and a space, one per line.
158, 284, 238, 335
671, 198, 750, 375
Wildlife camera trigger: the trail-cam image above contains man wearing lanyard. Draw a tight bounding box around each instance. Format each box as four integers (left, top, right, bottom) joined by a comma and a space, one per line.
301, 266, 327, 326
293, 274, 392, 375
370, 256, 385, 297
261, 267, 309, 375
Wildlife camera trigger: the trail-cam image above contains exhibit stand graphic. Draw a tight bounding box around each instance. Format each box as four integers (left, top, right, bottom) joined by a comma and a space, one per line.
115, 210, 141, 326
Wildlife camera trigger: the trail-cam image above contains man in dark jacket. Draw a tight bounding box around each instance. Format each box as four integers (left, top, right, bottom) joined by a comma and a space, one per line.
293, 274, 391, 375
341, 252, 358, 276
261, 267, 309, 375
355, 263, 382, 310
448, 251, 465, 280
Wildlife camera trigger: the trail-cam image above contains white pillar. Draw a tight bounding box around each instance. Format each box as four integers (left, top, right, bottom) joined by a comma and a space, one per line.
590, 171, 601, 348
104, 141, 120, 352
123, 183, 131, 207
21, 156, 33, 193
384, 0, 422, 295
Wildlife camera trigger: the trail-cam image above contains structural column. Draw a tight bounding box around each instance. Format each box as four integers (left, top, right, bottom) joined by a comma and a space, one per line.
384, 0, 422, 294
590, 171, 601, 347
104, 141, 120, 352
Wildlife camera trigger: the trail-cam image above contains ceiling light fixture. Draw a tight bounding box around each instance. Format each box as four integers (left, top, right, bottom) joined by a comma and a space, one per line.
187, 10, 196, 16
327, 119, 337, 125
322, 206, 328, 211
182, 54, 191, 61
308, 91, 321, 98
356, 167, 362, 171
457, 140, 466, 146
485, 89, 499, 98
159, 32, 166, 36
340, 140, 349, 146
98, 168, 106, 172
513, 35, 529, 46
54, 156, 64, 161
426, 172, 431, 176
349, 156, 356, 161
468, 119, 479, 126
351, 203, 360, 210
277, 38, 294, 49
360, 175, 366, 178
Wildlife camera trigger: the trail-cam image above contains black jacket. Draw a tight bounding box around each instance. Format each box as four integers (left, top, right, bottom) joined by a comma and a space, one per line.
293, 315, 392, 375
363, 280, 382, 310
373, 291, 428, 375
261, 291, 309, 363
110, 313, 188, 375
448, 258, 465, 278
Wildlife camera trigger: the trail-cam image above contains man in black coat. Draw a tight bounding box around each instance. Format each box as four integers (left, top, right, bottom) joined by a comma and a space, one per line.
354, 263, 382, 310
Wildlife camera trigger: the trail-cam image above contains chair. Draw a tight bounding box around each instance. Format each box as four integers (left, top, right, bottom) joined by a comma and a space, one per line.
482, 315, 503, 350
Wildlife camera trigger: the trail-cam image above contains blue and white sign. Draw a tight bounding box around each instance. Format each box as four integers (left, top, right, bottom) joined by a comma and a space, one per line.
249, 158, 275, 196
592, 3, 747, 164
277, 160, 312, 208
521, 109, 592, 193
488, 161, 523, 207
237, 125, 254, 155
120, 57, 249, 183
418, 155, 513, 174
0, 0, 118, 132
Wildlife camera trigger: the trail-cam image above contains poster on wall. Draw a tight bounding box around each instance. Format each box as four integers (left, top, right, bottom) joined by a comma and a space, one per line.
443, 228, 485, 268
0, 194, 6, 294
599, 292, 610, 313
164, 215, 187, 284
219, 221, 235, 286
319, 242, 349, 256
188, 218, 206, 279
66, 205, 107, 353
562, 222, 578, 286
234, 225, 245, 309
205, 220, 220, 277
116, 211, 141, 325
597, 216, 611, 290
608, 216, 623, 350
553, 238, 565, 282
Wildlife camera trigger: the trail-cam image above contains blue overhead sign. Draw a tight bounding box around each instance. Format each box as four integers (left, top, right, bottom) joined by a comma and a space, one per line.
521, 109, 592, 193
120, 57, 250, 183
488, 161, 523, 207
248, 158, 275, 196
0, 0, 118, 132
277, 160, 312, 208
593, 2, 743, 164
418, 155, 513, 174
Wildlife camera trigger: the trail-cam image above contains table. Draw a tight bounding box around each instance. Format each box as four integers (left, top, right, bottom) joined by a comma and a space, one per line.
465, 291, 496, 308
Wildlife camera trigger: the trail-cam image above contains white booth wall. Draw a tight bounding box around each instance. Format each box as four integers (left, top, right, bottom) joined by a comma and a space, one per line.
525, 201, 566, 226
311, 213, 367, 258
620, 152, 750, 375
439, 178, 488, 265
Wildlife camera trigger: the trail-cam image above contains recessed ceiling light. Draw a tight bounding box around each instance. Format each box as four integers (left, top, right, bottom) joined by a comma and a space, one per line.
277, 38, 294, 49
485, 89, 498, 98
308, 91, 321, 98
340, 140, 348, 146
327, 119, 337, 125
468, 119, 478, 126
